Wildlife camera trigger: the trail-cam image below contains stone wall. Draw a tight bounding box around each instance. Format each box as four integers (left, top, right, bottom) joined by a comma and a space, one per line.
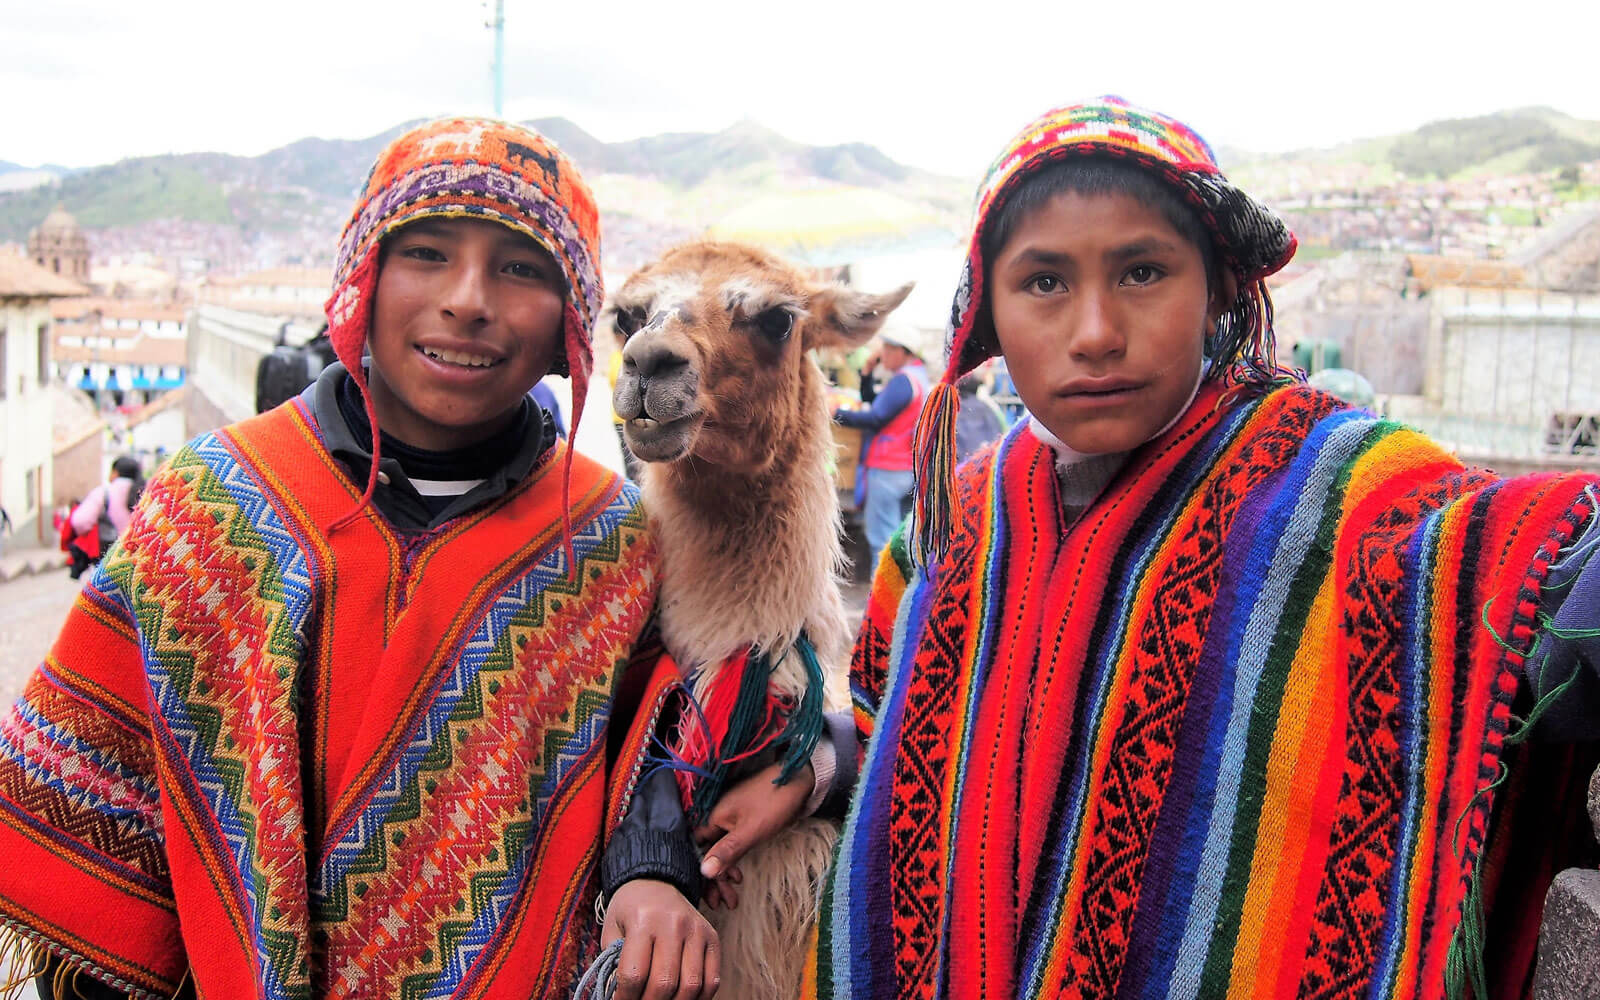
1534, 768, 1600, 998
184, 304, 320, 437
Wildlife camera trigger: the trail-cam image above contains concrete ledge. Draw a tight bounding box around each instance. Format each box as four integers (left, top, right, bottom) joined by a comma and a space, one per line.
0, 549, 67, 583
1535, 868, 1600, 999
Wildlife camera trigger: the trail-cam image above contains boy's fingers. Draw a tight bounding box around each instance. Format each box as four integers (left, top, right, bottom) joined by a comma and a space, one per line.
692, 819, 729, 847
644, 935, 684, 1000
700, 828, 747, 879
704, 930, 722, 998
673, 930, 706, 1000
614, 933, 655, 1000
718, 879, 740, 909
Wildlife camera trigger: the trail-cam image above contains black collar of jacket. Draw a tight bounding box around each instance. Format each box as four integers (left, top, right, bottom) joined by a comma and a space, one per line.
300, 362, 557, 533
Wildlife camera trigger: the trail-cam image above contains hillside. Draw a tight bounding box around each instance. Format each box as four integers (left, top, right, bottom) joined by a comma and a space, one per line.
1231, 107, 1600, 184
9, 106, 1595, 267
0, 117, 963, 259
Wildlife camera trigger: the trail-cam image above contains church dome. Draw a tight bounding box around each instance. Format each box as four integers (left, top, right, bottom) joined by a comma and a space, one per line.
39, 203, 79, 233
36, 203, 81, 236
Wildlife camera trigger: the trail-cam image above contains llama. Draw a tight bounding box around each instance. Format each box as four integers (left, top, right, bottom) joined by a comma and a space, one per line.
610, 240, 911, 1000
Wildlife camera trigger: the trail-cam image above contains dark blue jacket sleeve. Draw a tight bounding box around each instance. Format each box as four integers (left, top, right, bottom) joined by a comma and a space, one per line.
1522, 511, 1600, 740
834, 372, 913, 431
600, 768, 703, 905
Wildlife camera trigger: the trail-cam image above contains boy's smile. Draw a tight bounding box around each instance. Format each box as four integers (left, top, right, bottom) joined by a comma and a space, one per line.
988, 190, 1223, 455
367, 217, 565, 452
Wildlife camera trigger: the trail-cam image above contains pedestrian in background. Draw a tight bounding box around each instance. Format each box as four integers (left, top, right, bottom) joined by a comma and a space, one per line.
63, 454, 142, 579
832, 327, 929, 556
953, 370, 1007, 464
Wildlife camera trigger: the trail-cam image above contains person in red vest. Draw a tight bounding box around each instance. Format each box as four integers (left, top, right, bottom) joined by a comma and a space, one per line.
833, 326, 929, 555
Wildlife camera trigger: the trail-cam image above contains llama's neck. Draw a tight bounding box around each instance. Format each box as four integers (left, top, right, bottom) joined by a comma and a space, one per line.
642, 404, 851, 682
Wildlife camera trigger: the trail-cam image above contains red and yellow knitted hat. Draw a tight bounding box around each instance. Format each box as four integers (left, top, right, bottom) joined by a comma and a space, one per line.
324, 117, 604, 541
911, 96, 1296, 563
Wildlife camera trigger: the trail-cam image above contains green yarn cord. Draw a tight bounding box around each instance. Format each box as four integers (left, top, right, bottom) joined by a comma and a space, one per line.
772, 632, 826, 787
685, 632, 828, 823
1506, 656, 1583, 747
1443, 602, 1588, 999
689, 651, 778, 824
1444, 760, 1509, 1000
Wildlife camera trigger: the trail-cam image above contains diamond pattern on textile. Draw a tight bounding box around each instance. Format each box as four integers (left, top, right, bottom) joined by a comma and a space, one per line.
1294, 472, 1493, 1000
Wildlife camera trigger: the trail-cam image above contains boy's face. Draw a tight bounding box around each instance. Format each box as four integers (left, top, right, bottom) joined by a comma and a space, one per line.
988, 189, 1222, 455
367, 217, 565, 451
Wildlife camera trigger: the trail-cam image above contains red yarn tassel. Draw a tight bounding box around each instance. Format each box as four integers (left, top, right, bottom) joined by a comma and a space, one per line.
673, 650, 753, 805
911, 379, 960, 567
326, 254, 382, 533
559, 304, 588, 577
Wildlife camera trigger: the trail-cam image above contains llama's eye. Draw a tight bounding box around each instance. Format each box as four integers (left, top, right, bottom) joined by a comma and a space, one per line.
753, 308, 793, 342
614, 308, 646, 338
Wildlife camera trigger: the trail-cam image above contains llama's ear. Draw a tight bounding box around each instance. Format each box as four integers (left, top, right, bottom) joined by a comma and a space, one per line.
806, 282, 914, 351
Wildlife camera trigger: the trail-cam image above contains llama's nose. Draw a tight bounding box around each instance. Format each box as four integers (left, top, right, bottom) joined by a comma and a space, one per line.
622, 332, 690, 383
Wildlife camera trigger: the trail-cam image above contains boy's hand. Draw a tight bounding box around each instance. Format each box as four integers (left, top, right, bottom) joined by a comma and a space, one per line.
603, 879, 720, 1000
694, 760, 814, 906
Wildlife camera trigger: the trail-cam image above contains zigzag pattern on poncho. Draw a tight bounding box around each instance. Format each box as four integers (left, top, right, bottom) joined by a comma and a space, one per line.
0, 399, 668, 1000
808, 383, 1599, 1000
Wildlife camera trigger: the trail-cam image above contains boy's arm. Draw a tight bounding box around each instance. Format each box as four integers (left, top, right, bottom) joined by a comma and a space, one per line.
601, 769, 703, 904
690, 532, 913, 883
600, 771, 720, 999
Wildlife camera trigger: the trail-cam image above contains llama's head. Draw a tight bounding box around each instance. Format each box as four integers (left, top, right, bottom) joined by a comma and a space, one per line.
611, 241, 912, 476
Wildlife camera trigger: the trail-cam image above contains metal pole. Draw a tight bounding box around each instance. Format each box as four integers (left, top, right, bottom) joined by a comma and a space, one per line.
491, 0, 505, 118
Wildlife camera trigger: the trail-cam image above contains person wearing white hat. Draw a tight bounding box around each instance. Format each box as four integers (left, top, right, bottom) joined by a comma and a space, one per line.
832, 325, 930, 555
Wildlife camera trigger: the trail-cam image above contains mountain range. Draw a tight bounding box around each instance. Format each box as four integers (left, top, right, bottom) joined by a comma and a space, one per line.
0, 117, 960, 251
3, 106, 1598, 256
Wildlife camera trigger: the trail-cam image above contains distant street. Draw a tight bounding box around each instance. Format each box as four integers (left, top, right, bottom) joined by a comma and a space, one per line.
0, 567, 83, 709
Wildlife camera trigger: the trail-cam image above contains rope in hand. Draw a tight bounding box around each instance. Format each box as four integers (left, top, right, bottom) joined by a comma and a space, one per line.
574, 940, 624, 1000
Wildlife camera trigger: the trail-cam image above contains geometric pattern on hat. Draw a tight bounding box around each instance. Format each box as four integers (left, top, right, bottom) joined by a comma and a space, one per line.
321, 117, 604, 537
944, 95, 1296, 379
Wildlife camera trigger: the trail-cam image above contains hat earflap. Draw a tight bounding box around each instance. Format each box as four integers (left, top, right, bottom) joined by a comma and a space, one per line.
555, 301, 592, 577
326, 252, 384, 533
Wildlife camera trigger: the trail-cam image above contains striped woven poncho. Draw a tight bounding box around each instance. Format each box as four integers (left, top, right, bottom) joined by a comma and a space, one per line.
808, 382, 1600, 1000
0, 400, 673, 999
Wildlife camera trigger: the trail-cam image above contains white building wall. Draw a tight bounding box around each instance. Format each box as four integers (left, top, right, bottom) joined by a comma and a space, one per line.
1431, 288, 1600, 424
0, 298, 57, 544
128, 407, 187, 458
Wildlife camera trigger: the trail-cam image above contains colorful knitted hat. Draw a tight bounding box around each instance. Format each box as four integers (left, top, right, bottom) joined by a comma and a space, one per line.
911, 96, 1296, 563
324, 117, 604, 548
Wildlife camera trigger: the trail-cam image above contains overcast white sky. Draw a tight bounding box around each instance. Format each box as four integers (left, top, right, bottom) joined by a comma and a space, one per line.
5, 0, 1598, 178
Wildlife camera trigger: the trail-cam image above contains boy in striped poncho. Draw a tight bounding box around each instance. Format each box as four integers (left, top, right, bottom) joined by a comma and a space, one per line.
0, 119, 720, 1000
797, 97, 1600, 1000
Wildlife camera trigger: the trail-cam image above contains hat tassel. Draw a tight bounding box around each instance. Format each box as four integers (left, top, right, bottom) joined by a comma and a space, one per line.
910, 379, 960, 568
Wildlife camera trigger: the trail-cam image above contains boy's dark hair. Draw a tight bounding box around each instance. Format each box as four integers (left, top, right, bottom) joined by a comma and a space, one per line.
112, 454, 145, 508
978, 156, 1274, 385
981, 158, 1218, 288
